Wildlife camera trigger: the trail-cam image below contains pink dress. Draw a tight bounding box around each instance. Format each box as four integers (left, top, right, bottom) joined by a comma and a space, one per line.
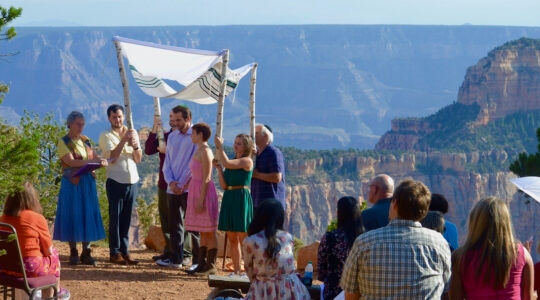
185, 159, 219, 232
461, 243, 526, 299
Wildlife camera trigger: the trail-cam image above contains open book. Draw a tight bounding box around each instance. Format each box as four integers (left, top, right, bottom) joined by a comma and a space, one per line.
72, 162, 101, 177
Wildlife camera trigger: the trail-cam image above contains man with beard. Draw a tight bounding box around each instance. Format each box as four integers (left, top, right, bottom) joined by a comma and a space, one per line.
156, 105, 199, 269
99, 104, 142, 265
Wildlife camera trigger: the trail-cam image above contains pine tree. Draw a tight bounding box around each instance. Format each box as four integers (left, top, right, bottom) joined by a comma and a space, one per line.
0, 5, 23, 103
509, 128, 540, 176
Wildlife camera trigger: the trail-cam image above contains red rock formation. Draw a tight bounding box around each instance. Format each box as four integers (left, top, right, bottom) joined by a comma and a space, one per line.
376, 38, 540, 151
458, 42, 540, 124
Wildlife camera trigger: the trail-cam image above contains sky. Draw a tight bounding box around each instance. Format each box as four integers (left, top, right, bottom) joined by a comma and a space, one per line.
7, 0, 540, 27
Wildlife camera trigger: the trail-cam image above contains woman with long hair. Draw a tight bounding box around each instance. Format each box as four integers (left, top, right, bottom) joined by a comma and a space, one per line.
0, 181, 71, 299
317, 196, 365, 300
449, 197, 534, 299
242, 198, 310, 299
214, 133, 254, 277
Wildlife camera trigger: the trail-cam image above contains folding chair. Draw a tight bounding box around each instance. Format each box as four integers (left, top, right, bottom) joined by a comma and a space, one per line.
0, 222, 58, 300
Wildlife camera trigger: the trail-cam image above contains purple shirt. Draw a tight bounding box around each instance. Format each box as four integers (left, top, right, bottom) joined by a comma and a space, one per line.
144, 130, 171, 190
251, 144, 286, 208
163, 127, 196, 194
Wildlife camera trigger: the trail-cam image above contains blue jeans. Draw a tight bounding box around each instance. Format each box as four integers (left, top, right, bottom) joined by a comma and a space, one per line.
106, 178, 138, 256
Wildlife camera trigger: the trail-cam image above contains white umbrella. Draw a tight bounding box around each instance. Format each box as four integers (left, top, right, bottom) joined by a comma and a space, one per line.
510, 176, 540, 204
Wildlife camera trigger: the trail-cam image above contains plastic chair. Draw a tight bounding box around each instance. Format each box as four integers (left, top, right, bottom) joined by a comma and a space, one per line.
0, 222, 58, 300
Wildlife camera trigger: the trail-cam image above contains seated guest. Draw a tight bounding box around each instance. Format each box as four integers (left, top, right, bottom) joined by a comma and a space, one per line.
420, 210, 445, 234
534, 241, 540, 296
429, 193, 459, 251
242, 198, 310, 300
317, 196, 364, 300
535, 260, 540, 296
341, 179, 451, 299
450, 196, 534, 299
0, 181, 70, 299
361, 174, 394, 231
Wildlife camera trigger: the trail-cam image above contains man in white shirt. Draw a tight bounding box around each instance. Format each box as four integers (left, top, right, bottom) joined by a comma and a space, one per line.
99, 104, 142, 265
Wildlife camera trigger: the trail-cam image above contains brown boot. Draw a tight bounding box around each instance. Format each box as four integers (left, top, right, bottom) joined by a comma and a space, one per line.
122, 254, 139, 265
186, 246, 207, 274
109, 253, 125, 265
195, 248, 217, 276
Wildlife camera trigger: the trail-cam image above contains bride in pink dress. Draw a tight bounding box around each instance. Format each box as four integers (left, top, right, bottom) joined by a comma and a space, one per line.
185, 122, 219, 276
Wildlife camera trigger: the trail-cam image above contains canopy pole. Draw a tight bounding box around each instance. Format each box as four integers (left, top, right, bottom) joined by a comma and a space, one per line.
249, 63, 258, 140
153, 97, 166, 151
215, 50, 230, 138
114, 40, 134, 129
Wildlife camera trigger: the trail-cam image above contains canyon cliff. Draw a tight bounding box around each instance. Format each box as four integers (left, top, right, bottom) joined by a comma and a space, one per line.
285, 38, 540, 253
376, 38, 540, 152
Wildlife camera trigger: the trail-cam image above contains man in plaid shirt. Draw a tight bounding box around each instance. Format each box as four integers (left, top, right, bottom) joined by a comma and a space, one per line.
340, 179, 451, 299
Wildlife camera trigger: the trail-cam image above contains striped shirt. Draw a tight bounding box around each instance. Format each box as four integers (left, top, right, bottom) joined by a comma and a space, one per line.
340, 219, 451, 299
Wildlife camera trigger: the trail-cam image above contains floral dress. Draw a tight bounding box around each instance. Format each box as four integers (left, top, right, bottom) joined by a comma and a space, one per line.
317, 228, 352, 300
242, 230, 310, 300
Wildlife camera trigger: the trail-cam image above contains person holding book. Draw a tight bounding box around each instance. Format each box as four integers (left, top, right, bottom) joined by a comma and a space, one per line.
53, 111, 108, 265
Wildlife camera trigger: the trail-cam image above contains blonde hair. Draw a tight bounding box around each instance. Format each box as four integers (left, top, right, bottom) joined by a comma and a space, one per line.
235, 133, 254, 158
453, 196, 517, 289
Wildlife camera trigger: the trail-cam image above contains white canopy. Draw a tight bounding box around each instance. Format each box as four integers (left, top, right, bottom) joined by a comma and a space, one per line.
113, 36, 253, 104
510, 176, 540, 203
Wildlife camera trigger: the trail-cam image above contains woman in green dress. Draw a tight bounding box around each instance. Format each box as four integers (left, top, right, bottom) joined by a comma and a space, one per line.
214, 133, 254, 277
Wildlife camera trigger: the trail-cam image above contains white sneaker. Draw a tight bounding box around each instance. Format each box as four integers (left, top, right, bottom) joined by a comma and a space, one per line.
187, 264, 198, 272
58, 288, 71, 300
156, 258, 183, 269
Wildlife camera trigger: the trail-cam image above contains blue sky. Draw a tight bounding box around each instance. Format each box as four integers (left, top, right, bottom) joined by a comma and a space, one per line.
7, 0, 540, 27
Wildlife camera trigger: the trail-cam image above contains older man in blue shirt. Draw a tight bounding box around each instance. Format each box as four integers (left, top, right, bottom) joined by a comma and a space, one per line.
251, 124, 286, 209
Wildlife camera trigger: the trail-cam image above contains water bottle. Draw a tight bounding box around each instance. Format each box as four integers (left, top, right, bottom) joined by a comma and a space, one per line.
303, 260, 313, 287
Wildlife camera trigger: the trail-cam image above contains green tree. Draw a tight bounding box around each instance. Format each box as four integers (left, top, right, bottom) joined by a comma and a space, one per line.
0, 122, 40, 198
0, 5, 23, 103
0, 111, 67, 218
509, 128, 540, 177
19, 111, 67, 218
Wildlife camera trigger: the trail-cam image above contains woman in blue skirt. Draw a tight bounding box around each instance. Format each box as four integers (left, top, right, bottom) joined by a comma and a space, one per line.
53, 111, 107, 265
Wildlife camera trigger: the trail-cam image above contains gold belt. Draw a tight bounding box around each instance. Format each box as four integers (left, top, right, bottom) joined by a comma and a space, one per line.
226, 185, 249, 190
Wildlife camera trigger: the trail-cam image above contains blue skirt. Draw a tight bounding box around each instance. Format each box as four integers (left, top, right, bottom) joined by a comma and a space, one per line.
53, 173, 106, 242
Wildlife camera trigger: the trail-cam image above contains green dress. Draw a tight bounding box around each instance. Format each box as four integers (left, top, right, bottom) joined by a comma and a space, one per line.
218, 168, 253, 232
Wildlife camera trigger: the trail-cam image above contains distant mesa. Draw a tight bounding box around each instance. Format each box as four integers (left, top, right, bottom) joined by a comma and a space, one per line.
376, 37, 540, 151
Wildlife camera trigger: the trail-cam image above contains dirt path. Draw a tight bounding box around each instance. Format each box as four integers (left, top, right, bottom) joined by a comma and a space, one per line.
56, 242, 233, 300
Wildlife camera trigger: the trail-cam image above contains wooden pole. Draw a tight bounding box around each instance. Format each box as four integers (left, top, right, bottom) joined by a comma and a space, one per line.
153, 97, 166, 150
114, 40, 134, 129
215, 50, 229, 138
249, 63, 258, 140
